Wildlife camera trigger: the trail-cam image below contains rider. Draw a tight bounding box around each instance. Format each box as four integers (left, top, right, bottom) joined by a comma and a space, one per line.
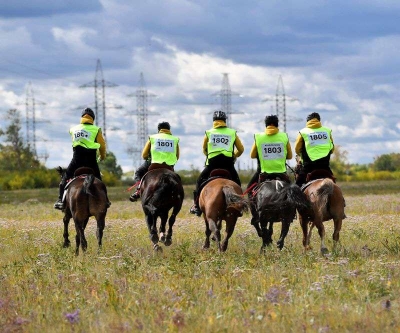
189, 110, 244, 216
247, 114, 293, 190
295, 112, 334, 187
129, 121, 180, 202
54, 107, 110, 210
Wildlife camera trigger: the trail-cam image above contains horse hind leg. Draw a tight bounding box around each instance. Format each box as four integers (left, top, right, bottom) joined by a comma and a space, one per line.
315, 221, 328, 255
96, 215, 105, 251
63, 213, 71, 248
163, 212, 178, 247
332, 217, 343, 251
276, 219, 291, 250
208, 217, 221, 249
220, 217, 237, 252
159, 212, 169, 245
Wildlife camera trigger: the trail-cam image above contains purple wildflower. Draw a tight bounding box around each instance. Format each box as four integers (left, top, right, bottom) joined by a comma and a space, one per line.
65, 309, 80, 323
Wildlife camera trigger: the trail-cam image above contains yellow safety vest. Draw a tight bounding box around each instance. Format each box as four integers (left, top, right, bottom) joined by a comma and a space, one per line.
300, 126, 333, 161
70, 124, 101, 149
205, 127, 236, 161
150, 133, 179, 165
255, 132, 288, 173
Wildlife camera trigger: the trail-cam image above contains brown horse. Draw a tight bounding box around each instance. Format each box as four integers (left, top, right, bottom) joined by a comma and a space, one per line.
298, 177, 346, 255
57, 167, 108, 255
139, 168, 184, 251
199, 177, 249, 252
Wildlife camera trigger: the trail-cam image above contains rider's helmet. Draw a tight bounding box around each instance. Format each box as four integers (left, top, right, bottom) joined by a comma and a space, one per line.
81, 107, 95, 120
306, 112, 320, 122
265, 114, 279, 127
213, 110, 227, 121
158, 121, 171, 131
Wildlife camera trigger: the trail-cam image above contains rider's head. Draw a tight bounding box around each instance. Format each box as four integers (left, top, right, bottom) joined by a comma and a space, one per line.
265, 114, 279, 127
306, 112, 320, 122
81, 107, 95, 120
213, 110, 227, 122
157, 121, 171, 131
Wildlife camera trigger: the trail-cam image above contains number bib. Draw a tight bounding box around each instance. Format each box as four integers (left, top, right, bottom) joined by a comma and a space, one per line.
261, 143, 284, 160
307, 131, 329, 146
73, 129, 91, 141
210, 134, 231, 149
154, 139, 175, 152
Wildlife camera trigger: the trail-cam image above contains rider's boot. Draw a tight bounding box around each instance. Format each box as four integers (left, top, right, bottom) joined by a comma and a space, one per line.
129, 185, 141, 202
189, 190, 202, 216
54, 178, 66, 210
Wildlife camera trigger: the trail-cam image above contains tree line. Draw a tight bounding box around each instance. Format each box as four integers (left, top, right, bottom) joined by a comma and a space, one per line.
0, 109, 399, 190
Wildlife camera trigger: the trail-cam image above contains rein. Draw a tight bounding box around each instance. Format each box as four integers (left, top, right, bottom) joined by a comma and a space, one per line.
242, 182, 258, 196
126, 181, 140, 192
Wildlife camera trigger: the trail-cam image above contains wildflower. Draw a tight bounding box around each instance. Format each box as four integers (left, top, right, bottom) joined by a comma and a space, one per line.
65, 309, 80, 324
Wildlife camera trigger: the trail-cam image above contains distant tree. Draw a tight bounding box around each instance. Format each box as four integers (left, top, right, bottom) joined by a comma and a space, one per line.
330, 145, 349, 176
99, 151, 123, 179
0, 109, 40, 171
372, 153, 400, 171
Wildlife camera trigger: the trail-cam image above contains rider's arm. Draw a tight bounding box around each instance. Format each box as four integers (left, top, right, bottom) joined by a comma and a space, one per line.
286, 142, 293, 160
234, 135, 244, 158
96, 129, 106, 161
330, 133, 335, 154
176, 144, 180, 160
202, 134, 208, 156
141, 140, 151, 159
294, 133, 304, 156
250, 143, 258, 159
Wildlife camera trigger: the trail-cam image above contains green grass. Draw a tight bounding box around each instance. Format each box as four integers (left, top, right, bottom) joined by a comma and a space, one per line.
0, 182, 400, 332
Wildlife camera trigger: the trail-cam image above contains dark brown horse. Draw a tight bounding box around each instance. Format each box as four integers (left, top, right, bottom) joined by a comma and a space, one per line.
199, 177, 249, 252
57, 167, 108, 255
250, 179, 310, 253
139, 168, 184, 251
298, 177, 346, 255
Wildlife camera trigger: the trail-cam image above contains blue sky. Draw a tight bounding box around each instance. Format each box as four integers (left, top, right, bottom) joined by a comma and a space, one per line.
0, 0, 399, 172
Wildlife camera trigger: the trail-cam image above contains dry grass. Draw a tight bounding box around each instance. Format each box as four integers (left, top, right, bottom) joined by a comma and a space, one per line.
0, 187, 400, 332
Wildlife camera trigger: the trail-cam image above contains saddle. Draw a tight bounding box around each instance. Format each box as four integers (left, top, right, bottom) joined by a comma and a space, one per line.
259, 172, 290, 184
199, 168, 232, 194
301, 169, 336, 191
148, 163, 174, 172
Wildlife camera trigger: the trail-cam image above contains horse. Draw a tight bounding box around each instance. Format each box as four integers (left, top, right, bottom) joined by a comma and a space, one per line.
297, 170, 346, 255
57, 166, 108, 256
199, 174, 249, 252
250, 177, 310, 253
139, 167, 184, 251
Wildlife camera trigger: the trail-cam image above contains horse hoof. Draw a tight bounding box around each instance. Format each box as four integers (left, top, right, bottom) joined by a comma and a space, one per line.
164, 238, 172, 246
63, 242, 70, 248
153, 244, 163, 252
321, 247, 329, 255
160, 234, 166, 243
150, 234, 159, 243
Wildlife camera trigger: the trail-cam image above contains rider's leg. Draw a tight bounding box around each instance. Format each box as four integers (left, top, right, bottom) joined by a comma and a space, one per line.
130, 160, 151, 202
189, 166, 210, 216
54, 173, 68, 210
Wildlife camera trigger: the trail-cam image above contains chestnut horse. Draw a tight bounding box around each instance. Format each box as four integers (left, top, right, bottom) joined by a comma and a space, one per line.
139, 167, 184, 251
250, 180, 310, 253
199, 177, 249, 252
298, 176, 346, 255
57, 167, 108, 255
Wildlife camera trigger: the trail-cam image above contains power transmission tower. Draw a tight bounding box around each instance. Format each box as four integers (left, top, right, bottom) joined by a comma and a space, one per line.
212, 73, 243, 127
127, 72, 159, 168
17, 82, 47, 157
80, 59, 118, 139
263, 75, 300, 132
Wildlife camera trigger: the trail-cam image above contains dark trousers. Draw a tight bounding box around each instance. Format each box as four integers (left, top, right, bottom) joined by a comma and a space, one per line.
195, 155, 241, 193
295, 156, 332, 187
58, 146, 102, 201
134, 160, 151, 182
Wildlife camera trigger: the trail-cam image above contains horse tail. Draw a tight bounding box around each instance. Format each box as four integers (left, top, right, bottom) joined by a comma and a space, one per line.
222, 186, 249, 216
83, 174, 95, 196
316, 179, 334, 214
286, 183, 310, 214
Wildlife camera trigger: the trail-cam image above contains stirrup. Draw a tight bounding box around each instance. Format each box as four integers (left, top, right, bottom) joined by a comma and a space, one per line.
129, 191, 140, 202
189, 205, 202, 216
54, 200, 64, 210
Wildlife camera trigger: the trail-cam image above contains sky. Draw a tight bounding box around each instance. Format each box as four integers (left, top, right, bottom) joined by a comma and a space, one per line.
1, 0, 400, 173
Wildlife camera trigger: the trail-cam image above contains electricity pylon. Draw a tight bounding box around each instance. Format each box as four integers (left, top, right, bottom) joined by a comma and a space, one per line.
80, 59, 118, 139
212, 73, 243, 127
263, 75, 301, 132
127, 72, 159, 168
17, 82, 47, 157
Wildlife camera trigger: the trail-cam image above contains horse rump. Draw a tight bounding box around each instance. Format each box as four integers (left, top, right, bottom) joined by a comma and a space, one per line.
222, 185, 249, 216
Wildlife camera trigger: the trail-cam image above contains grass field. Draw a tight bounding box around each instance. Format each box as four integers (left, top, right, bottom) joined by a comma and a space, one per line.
0, 181, 399, 332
